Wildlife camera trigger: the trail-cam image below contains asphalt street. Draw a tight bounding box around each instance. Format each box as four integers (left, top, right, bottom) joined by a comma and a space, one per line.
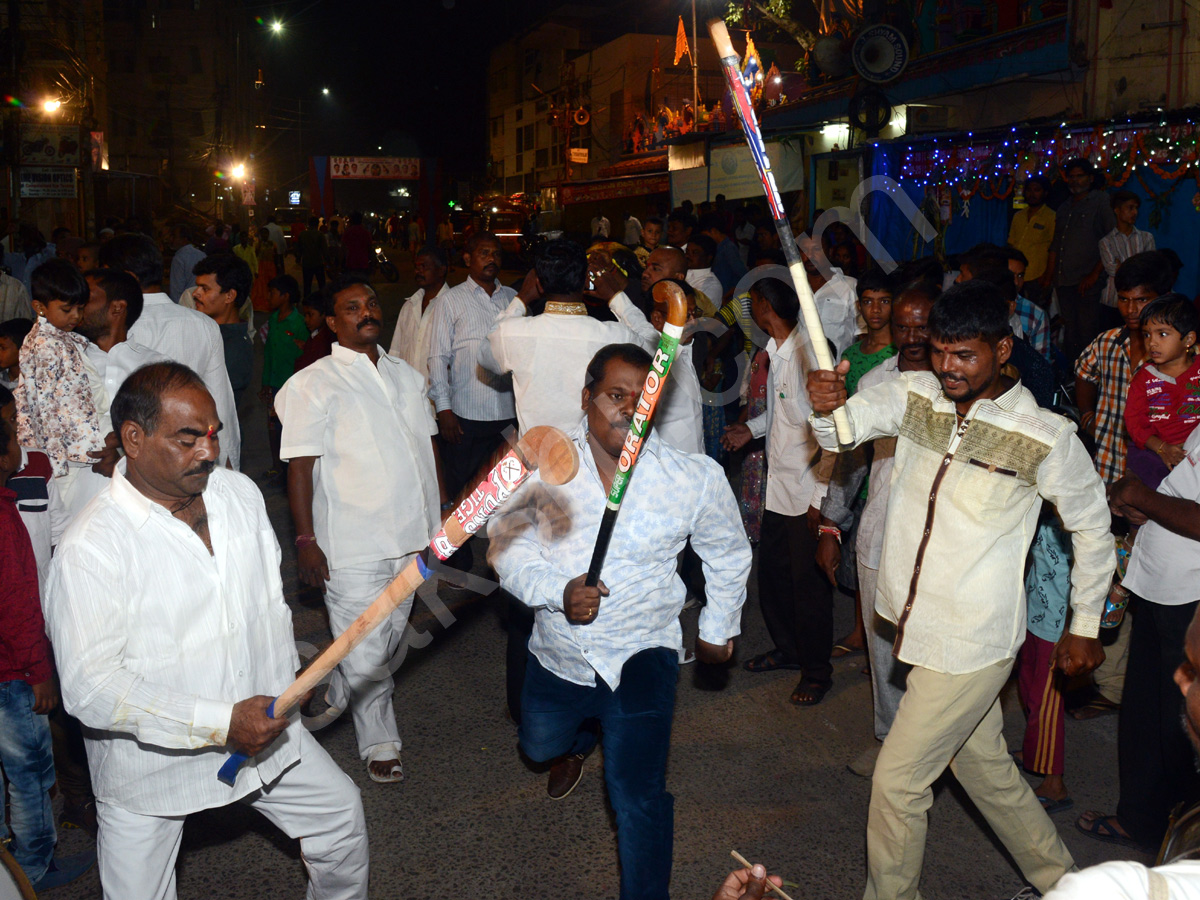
43, 250, 1145, 899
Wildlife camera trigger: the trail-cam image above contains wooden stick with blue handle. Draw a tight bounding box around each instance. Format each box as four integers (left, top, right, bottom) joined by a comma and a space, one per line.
708, 17, 854, 449
217, 425, 579, 785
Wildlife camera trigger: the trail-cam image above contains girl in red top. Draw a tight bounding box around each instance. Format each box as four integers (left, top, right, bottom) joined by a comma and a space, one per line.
1124, 293, 1200, 489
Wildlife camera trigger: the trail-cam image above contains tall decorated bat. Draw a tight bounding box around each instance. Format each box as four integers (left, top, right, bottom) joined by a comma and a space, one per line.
708, 17, 854, 448
217, 425, 579, 786
584, 280, 690, 587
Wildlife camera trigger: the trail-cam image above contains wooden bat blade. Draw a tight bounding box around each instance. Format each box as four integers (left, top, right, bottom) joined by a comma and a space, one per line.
708, 17, 737, 59
273, 558, 427, 717
651, 280, 691, 327
517, 424, 579, 485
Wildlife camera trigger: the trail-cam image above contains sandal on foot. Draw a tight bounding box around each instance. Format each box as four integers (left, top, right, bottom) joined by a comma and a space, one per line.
743, 651, 802, 673
1038, 795, 1074, 815
1075, 811, 1142, 848
367, 746, 404, 784
1068, 696, 1119, 720
831, 642, 864, 659
789, 679, 830, 707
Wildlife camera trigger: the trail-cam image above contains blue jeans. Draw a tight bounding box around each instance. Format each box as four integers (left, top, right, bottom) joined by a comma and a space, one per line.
0, 679, 56, 882
520, 648, 678, 900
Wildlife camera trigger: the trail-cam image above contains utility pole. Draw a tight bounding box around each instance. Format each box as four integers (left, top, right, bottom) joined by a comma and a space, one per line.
691, 0, 699, 118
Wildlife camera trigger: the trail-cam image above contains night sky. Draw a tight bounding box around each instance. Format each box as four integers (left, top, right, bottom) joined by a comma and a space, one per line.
249, 0, 689, 174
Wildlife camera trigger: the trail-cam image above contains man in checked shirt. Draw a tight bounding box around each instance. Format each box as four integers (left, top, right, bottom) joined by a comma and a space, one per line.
808, 280, 1113, 900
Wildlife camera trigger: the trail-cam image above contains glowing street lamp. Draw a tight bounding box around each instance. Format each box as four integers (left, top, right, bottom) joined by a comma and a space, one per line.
271, 20, 283, 33
43, 99, 61, 113
232, 163, 246, 179
322, 87, 330, 96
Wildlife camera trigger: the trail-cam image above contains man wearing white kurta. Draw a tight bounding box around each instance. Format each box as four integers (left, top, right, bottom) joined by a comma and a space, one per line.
44, 362, 367, 900
277, 279, 441, 784
387, 246, 448, 383
98, 234, 242, 470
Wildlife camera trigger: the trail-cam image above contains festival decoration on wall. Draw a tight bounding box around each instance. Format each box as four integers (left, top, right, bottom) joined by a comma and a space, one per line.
893, 122, 1200, 225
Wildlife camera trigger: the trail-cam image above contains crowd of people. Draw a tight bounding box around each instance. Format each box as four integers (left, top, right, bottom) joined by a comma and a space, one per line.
3, 154, 1200, 900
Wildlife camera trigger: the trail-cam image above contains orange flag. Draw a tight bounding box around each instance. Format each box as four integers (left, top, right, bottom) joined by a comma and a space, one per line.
673, 15, 690, 66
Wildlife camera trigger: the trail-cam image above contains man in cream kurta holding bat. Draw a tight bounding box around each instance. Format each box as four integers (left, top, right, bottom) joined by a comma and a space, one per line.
807, 281, 1113, 900
44, 362, 367, 900
277, 278, 442, 784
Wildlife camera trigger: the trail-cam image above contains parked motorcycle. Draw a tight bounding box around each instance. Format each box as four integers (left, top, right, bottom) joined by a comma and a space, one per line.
373, 243, 399, 282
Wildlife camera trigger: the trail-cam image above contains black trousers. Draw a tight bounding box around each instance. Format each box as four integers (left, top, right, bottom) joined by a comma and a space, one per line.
437, 415, 516, 570
302, 264, 326, 297
1117, 597, 1200, 845
757, 509, 833, 687
1056, 282, 1103, 363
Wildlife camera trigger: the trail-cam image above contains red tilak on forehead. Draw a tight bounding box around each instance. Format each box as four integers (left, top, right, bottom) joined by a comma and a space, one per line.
205, 426, 218, 440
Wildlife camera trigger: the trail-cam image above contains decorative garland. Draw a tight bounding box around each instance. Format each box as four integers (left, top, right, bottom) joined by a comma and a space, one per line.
896, 124, 1200, 208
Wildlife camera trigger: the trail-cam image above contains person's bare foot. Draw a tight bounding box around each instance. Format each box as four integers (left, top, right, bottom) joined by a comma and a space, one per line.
1034, 774, 1069, 804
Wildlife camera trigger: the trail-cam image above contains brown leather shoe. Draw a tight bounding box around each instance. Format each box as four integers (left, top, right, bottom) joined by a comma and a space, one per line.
547, 753, 585, 800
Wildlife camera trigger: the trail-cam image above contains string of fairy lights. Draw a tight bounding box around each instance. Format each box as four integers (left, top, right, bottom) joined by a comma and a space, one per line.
888, 122, 1200, 196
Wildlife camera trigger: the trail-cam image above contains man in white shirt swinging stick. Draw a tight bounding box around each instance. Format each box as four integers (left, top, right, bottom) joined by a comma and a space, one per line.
44, 361, 368, 900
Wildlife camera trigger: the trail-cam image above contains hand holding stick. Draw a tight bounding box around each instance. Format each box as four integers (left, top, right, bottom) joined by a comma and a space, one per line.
216, 426, 579, 785
708, 17, 854, 448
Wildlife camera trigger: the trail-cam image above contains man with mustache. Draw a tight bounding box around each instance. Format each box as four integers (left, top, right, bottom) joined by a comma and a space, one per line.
43, 362, 368, 899
806, 280, 1114, 899
1044, 157, 1117, 359
488, 343, 750, 898
427, 232, 518, 569
276, 278, 443, 784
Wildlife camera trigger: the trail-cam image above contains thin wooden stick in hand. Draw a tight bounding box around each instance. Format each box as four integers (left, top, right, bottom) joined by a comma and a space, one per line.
730, 850, 795, 900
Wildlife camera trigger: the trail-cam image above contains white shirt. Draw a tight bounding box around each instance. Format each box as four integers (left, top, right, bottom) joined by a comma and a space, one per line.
747, 325, 829, 516
488, 422, 751, 689
686, 267, 725, 311
275, 343, 440, 570
1100, 226, 1156, 307
591, 215, 610, 238
128, 292, 241, 470
44, 465, 303, 816
427, 277, 518, 421
821, 356, 902, 569
388, 282, 447, 381
479, 294, 656, 435
84, 339, 169, 417
1123, 426, 1200, 605
1044, 860, 1200, 900
653, 341, 705, 455
0, 272, 32, 320
622, 217, 642, 246
814, 268, 860, 358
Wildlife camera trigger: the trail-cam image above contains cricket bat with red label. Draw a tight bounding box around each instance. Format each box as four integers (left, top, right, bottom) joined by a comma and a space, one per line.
217, 424, 579, 785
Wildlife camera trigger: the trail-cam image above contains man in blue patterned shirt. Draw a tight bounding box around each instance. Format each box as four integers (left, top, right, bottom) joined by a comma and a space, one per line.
488, 343, 751, 900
